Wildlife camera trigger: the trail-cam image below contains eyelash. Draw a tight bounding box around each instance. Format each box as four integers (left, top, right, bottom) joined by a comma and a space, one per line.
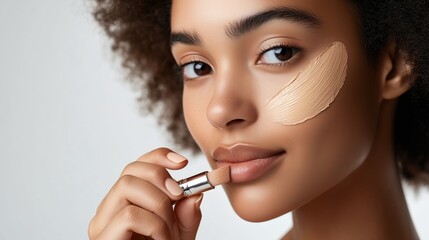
177, 44, 302, 81
179, 59, 201, 68
177, 58, 207, 81
257, 43, 302, 67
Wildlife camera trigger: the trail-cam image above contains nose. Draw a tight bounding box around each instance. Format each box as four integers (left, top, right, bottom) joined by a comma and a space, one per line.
206, 70, 258, 130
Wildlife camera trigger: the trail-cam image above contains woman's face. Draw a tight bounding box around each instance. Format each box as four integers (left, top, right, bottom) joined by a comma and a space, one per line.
171, 0, 382, 222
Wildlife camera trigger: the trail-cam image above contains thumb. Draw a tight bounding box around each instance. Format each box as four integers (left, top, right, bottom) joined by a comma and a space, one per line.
174, 194, 203, 240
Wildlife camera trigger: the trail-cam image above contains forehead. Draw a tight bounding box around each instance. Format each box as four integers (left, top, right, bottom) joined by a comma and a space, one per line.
170, 0, 353, 31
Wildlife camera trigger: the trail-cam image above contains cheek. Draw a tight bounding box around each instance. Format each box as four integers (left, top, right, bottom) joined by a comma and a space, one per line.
297, 59, 381, 203
265, 42, 379, 196
266, 42, 348, 126
293, 107, 377, 191
182, 87, 212, 149
224, 102, 379, 222
183, 89, 200, 135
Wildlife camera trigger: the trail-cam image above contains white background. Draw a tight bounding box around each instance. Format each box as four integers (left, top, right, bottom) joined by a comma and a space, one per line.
0, 1, 428, 239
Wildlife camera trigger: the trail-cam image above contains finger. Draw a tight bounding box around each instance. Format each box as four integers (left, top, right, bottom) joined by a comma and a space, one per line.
136, 147, 188, 169
120, 161, 184, 200
174, 194, 203, 240
95, 205, 171, 240
92, 148, 189, 238
96, 148, 187, 214
97, 161, 185, 216
92, 175, 178, 238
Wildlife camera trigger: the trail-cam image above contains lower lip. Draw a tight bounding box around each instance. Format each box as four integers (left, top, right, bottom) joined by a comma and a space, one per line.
217, 152, 285, 183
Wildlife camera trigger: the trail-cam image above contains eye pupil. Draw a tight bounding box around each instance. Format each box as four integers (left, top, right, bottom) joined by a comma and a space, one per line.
274, 47, 293, 61
194, 62, 211, 76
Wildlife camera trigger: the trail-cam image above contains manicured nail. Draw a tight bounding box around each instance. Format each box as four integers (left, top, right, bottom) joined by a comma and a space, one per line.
167, 152, 187, 163
194, 194, 204, 210
165, 178, 183, 196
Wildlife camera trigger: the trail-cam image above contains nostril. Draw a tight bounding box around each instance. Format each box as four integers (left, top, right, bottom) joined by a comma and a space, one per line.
206, 94, 258, 129
226, 119, 245, 127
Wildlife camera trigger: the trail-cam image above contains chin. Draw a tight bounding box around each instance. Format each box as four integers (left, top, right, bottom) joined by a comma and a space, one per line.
231, 199, 295, 222
225, 186, 297, 222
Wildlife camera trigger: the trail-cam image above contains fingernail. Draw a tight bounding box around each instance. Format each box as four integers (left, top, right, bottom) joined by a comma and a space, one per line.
167, 152, 187, 163
165, 178, 183, 196
194, 194, 204, 210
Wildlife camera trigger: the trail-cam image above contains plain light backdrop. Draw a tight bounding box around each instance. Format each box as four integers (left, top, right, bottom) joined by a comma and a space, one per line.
0, 0, 428, 239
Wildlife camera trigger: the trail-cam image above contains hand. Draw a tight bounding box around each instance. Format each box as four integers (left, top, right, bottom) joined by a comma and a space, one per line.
88, 148, 203, 240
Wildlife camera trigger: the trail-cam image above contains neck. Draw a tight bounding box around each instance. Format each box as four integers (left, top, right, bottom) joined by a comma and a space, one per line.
286, 101, 419, 240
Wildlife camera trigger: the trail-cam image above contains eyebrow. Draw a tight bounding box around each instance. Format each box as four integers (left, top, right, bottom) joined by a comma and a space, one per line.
170, 6, 321, 47
170, 31, 201, 47
226, 6, 321, 38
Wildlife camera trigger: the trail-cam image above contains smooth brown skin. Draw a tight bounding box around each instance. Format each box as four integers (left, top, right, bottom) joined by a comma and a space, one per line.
171, 0, 418, 239
89, 0, 419, 239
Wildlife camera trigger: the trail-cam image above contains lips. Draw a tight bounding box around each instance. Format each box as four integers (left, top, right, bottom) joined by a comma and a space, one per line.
212, 144, 285, 183
213, 144, 285, 162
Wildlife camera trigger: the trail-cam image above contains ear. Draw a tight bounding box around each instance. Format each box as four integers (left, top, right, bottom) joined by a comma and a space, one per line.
378, 40, 414, 99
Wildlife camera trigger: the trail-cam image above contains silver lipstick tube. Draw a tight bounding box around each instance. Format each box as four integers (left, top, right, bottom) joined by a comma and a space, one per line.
177, 171, 214, 197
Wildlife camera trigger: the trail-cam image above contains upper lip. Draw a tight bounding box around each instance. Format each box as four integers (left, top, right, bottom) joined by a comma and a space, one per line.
212, 144, 285, 163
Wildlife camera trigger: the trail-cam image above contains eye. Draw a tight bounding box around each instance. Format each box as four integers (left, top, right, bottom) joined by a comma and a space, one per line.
259, 46, 299, 65
182, 61, 212, 79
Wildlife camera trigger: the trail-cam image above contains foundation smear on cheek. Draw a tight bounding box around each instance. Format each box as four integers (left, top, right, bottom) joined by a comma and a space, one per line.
265, 42, 348, 125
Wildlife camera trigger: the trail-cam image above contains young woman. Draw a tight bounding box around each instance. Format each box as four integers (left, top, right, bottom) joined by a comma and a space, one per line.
89, 0, 429, 239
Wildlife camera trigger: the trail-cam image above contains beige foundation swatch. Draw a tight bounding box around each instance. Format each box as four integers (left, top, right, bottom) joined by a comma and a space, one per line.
265, 42, 348, 125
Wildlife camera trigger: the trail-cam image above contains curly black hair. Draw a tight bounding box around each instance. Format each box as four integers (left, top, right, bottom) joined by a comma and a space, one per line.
92, 0, 429, 186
